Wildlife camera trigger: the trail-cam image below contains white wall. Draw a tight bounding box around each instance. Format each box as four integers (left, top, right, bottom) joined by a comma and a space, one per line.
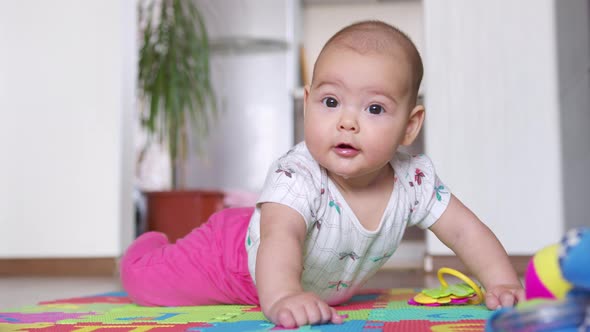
0, 1, 136, 257
423, 0, 590, 255
303, 1, 424, 87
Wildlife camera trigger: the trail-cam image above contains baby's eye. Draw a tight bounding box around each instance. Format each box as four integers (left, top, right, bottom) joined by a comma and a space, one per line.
367, 104, 384, 115
322, 97, 339, 108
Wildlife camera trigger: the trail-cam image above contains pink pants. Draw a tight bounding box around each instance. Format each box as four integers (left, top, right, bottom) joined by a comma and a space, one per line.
120, 207, 259, 306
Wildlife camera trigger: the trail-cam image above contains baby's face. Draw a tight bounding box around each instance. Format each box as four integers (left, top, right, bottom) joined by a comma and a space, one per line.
303, 45, 416, 182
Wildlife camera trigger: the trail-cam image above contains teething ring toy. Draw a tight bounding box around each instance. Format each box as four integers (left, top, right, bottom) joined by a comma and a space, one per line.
437, 267, 484, 305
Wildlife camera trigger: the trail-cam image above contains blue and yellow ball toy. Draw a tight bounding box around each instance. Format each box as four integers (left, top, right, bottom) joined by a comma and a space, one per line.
525, 227, 590, 300
486, 227, 590, 332
524, 242, 572, 300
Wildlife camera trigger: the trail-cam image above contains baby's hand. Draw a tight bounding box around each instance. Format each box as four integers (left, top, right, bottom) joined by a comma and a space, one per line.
264, 292, 344, 328
484, 284, 526, 310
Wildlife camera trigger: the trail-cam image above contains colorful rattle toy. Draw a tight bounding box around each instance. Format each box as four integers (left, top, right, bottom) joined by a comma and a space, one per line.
486, 227, 590, 332
409, 267, 484, 306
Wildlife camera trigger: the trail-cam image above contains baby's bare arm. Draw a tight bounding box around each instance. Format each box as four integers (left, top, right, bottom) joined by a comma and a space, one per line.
429, 195, 525, 309
256, 203, 342, 327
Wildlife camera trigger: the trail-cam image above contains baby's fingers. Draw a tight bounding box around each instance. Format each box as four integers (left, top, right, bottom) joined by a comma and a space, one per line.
291, 306, 315, 327
313, 301, 334, 324
498, 291, 516, 307
307, 302, 341, 326
276, 308, 297, 329
484, 292, 501, 310
330, 307, 344, 324
485, 289, 521, 310
514, 288, 526, 303
303, 303, 324, 325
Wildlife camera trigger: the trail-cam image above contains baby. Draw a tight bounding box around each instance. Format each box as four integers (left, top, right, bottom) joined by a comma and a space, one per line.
121, 20, 525, 328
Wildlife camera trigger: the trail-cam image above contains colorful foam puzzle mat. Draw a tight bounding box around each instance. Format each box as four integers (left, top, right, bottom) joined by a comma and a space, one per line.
0, 289, 493, 331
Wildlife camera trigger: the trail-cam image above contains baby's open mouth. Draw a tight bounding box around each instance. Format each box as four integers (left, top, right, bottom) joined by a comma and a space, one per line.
336, 143, 356, 150
334, 144, 359, 157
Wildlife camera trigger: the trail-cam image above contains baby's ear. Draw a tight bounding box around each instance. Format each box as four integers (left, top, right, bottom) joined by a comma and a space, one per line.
303, 85, 311, 117
401, 104, 425, 146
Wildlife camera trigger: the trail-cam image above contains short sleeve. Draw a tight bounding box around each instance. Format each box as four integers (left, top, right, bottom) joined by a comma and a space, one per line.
256, 152, 321, 230
397, 154, 452, 229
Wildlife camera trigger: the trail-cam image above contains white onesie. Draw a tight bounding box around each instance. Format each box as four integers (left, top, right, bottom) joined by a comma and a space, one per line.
246, 142, 451, 305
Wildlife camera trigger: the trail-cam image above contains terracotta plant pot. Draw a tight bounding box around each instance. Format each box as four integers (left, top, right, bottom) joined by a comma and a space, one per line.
145, 190, 225, 243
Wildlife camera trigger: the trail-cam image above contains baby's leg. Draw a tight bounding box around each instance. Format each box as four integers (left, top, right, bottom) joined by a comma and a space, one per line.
120, 207, 257, 306
120, 231, 169, 268
119, 231, 180, 306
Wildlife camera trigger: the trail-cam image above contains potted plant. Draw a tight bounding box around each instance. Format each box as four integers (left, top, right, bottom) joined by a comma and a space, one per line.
137, 0, 224, 242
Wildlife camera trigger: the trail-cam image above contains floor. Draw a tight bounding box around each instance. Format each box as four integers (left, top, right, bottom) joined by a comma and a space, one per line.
0, 276, 122, 310
0, 269, 439, 310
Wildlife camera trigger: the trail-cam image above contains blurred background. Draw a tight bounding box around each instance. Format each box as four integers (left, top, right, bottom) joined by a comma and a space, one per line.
0, 0, 589, 279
